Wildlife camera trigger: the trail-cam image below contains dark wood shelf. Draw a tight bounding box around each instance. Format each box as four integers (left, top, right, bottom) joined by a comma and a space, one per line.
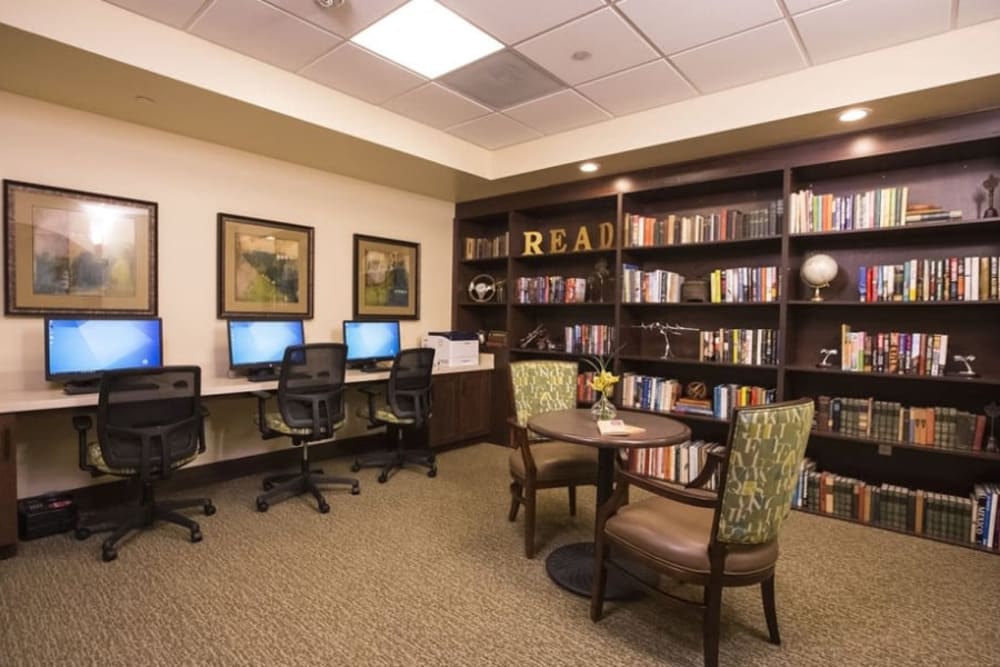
508, 348, 584, 359
619, 355, 778, 371
808, 430, 1000, 461
789, 216, 1000, 245
511, 302, 614, 307
512, 248, 615, 261
788, 300, 1000, 307
621, 301, 779, 307
784, 365, 1000, 386
457, 302, 506, 308
617, 406, 728, 426
622, 235, 780, 253
460, 256, 508, 266
791, 506, 998, 555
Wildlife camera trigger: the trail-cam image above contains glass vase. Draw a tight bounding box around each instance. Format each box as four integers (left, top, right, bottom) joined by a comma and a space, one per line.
590, 393, 617, 421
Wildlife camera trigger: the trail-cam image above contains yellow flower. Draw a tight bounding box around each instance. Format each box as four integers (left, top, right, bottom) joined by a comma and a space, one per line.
590, 370, 620, 394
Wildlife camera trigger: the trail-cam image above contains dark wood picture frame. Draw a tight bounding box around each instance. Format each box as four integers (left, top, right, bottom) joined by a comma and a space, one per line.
217, 213, 314, 319
3, 179, 158, 316
352, 234, 420, 320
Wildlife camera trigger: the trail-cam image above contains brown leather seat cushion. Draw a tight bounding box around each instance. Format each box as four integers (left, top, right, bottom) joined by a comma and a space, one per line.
509, 441, 598, 483
605, 496, 778, 576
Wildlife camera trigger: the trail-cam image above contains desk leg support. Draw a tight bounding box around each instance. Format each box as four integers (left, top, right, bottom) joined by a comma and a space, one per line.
0, 415, 17, 559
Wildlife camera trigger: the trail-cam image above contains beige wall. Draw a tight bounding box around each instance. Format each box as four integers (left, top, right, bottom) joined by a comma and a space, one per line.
0, 92, 455, 498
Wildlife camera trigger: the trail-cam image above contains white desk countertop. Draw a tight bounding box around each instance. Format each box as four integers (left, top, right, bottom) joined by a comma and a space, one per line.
0, 354, 494, 415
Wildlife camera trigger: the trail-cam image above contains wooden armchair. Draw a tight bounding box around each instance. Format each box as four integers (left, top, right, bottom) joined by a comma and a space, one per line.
591, 398, 814, 667
507, 360, 598, 558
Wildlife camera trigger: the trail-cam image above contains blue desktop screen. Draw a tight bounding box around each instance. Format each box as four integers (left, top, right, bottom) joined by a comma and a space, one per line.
227, 320, 305, 368
46, 318, 163, 379
343, 320, 400, 363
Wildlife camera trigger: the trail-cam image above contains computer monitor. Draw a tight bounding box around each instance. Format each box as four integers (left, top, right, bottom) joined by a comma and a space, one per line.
227, 319, 305, 381
343, 320, 401, 372
45, 317, 164, 394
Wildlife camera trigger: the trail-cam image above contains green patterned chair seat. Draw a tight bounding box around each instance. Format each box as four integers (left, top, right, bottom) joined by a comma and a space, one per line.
374, 407, 415, 425
86, 441, 198, 476
257, 412, 346, 437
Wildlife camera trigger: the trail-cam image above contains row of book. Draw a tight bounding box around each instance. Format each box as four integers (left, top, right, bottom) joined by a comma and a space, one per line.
619, 374, 775, 419
857, 256, 1000, 302
462, 232, 509, 260
708, 265, 780, 303
814, 396, 988, 451
698, 328, 780, 366
563, 324, 615, 356
839, 324, 949, 376
793, 460, 998, 549
789, 186, 911, 233
622, 202, 782, 247
513, 275, 587, 304
620, 266, 685, 303
624, 440, 721, 490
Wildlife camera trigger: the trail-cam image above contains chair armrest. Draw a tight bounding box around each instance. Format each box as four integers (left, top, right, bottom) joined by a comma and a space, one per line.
618, 468, 718, 508
685, 445, 727, 490
72, 414, 94, 473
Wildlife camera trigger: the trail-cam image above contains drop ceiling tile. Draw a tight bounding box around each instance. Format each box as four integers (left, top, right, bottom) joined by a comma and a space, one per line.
438, 0, 604, 44
301, 43, 425, 104
795, 0, 951, 65
784, 0, 838, 13
438, 50, 565, 110
265, 0, 407, 37
504, 90, 611, 135
617, 0, 782, 55
104, 0, 207, 28
446, 113, 542, 149
190, 0, 341, 72
956, 0, 1000, 27
578, 60, 696, 116
515, 8, 659, 86
383, 83, 491, 129
671, 21, 806, 94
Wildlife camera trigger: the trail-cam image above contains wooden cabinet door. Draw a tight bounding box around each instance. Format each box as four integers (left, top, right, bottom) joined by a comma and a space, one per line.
0, 416, 17, 558
428, 374, 460, 447
457, 372, 491, 439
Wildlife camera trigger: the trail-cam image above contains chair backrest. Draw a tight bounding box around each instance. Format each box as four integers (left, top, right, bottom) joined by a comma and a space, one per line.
386, 348, 435, 428
96, 366, 203, 477
713, 398, 815, 545
277, 343, 347, 439
508, 361, 578, 430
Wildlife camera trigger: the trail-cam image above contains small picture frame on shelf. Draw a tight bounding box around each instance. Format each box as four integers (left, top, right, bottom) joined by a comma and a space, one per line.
217, 213, 314, 319
3, 179, 158, 316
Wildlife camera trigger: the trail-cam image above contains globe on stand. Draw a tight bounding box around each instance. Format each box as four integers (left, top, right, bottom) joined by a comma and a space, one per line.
801, 253, 838, 301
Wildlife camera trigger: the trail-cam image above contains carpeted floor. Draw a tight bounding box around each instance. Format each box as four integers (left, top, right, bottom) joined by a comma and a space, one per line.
1, 443, 998, 666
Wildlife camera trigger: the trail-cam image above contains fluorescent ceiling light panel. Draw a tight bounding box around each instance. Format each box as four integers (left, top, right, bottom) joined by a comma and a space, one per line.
351, 0, 503, 79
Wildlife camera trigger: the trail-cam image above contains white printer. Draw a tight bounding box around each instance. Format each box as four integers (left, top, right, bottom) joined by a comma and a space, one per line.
421, 331, 479, 368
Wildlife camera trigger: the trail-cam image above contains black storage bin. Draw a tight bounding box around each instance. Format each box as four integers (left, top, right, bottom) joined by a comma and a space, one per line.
17, 494, 77, 540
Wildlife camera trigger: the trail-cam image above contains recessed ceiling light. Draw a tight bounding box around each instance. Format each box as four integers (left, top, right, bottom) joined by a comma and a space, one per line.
579, 162, 599, 173
351, 0, 503, 79
838, 107, 870, 123
571, 50, 592, 61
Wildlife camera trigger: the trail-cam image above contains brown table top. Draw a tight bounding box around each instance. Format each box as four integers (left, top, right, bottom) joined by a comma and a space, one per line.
527, 408, 691, 450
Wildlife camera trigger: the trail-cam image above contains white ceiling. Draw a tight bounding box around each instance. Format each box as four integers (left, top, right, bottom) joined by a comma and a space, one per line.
102, 0, 1000, 150
1, 0, 999, 201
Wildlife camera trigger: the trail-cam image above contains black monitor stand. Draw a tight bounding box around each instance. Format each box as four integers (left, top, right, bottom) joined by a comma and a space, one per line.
246, 365, 279, 382
63, 379, 101, 395
352, 360, 385, 373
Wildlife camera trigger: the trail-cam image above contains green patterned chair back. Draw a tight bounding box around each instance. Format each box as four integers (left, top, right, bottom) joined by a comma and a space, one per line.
509, 361, 578, 438
715, 398, 814, 545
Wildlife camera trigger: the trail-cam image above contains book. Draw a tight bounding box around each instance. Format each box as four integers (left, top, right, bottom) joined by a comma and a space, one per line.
597, 419, 646, 436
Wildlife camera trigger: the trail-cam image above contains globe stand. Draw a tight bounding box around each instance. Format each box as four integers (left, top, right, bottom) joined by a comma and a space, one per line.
810, 282, 830, 301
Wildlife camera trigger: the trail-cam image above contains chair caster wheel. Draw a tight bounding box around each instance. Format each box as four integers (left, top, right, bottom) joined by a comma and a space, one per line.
256, 498, 269, 512
75, 528, 92, 540
263, 481, 274, 491
318, 502, 330, 514
351, 461, 361, 472
102, 548, 117, 562
427, 467, 437, 478
203, 503, 216, 516
377, 473, 388, 484
191, 529, 203, 543
351, 484, 361, 495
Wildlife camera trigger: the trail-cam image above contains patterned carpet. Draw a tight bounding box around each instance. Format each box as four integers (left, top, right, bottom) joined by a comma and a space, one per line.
1, 443, 998, 666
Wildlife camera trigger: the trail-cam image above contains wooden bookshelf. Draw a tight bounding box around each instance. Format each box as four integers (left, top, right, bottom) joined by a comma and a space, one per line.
453, 108, 1000, 551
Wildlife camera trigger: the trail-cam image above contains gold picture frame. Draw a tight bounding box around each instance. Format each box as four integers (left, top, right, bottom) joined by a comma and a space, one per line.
3, 179, 157, 316
217, 213, 314, 319
353, 234, 419, 320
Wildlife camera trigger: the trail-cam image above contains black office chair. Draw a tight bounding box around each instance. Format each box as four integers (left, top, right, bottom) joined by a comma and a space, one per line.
73, 366, 215, 562
352, 348, 436, 483
255, 343, 360, 513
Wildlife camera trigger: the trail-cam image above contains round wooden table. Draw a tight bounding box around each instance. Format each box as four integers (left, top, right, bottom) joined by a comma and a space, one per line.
527, 408, 691, 599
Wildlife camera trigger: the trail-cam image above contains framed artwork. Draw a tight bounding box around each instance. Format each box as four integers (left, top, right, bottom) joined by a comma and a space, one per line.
217, 213, 314, 319
3, 179, 157, 316
353, 234, 419, 320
